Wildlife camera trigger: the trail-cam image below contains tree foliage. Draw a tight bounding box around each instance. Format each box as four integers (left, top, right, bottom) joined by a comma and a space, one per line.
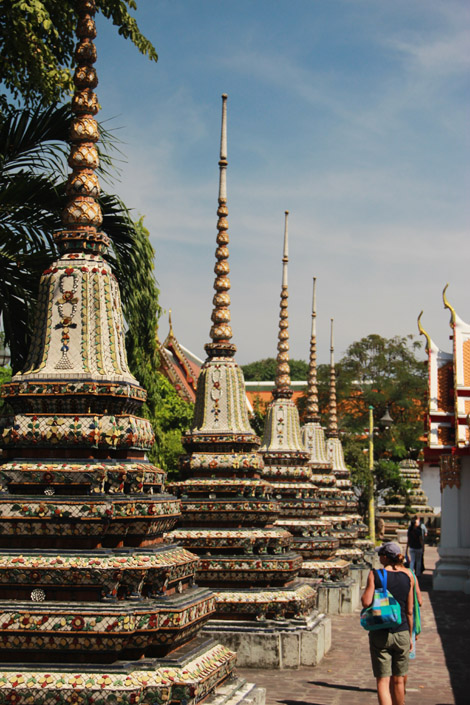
0, 0, 157, 107
242, 357, 308, 382
122, 219, 193, 477
315, 334, 427, 515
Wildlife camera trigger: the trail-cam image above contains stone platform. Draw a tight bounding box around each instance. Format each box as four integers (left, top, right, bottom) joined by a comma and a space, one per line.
203, 611, 331, 669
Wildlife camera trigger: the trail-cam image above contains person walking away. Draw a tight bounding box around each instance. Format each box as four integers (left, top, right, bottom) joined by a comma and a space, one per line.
362, 542, 413, 705
406, 516, 424, 577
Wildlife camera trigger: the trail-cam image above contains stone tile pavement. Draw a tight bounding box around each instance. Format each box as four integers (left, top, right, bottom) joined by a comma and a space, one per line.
238, 547, 470, 705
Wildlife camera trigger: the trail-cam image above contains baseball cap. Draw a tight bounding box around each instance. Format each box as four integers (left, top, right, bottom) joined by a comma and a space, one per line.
376, 542, 402, 558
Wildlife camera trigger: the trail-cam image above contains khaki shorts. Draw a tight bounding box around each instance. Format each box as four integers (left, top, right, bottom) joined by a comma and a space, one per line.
369, 630, 410, 678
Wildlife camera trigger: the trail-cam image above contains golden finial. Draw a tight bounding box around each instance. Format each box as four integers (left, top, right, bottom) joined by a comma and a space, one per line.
327, 318, 338, 438
304, 276, 320, 422
274, 211, 292, 399
55, 0, 110, 254
205, 94, 236, 358
442, 283, 456, 327
417, 312, 432, 353
168, 309, 174, 338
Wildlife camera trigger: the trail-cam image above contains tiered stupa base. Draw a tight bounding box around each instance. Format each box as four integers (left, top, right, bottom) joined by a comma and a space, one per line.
0, 637, 264, 705
378, 460, 435, 541
203, 609, 331, 669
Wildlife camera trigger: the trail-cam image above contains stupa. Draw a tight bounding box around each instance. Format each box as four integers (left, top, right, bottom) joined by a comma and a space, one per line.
325, 320, 371, 559
0, 4, 263, 702
167, 97, 328, 669
259, 220, 348, 586
300, 281, 365, 572
378, 459, 434, 540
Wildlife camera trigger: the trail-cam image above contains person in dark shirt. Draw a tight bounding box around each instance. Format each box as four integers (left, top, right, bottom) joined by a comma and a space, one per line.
361, 542, 413, 705
406, 516, 424, 577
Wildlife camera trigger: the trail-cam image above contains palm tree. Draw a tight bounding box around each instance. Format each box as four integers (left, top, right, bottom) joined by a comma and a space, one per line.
0, 103, 159, 372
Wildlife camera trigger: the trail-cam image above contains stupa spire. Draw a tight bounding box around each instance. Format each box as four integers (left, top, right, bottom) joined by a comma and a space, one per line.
56, 0, 109, 255
304, 276, 320, 422
274, 210, 292, 399
327, 318, 338, 438
206, 93, 235, 359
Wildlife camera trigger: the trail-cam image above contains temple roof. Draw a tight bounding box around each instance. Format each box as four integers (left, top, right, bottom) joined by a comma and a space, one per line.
158, 312, 203, 403
419, 285, 470, 457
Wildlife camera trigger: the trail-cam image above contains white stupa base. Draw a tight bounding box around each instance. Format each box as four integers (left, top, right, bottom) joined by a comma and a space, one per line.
433, 546, 470, 593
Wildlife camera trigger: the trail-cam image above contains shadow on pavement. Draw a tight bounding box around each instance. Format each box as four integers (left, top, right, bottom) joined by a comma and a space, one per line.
309, 680, 376, 694
421, 570, 470, 705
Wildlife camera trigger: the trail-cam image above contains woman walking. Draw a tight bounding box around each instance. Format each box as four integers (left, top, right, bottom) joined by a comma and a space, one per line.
406, 516, 424, 577
361, 542, 414, 705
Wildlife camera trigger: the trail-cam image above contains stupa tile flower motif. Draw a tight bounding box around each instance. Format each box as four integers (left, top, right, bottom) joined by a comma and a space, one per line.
167, 96, 316, 624
0, 3, 258, 702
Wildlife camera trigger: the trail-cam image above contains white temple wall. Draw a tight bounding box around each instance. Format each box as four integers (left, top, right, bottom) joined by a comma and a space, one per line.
433, 456, 470, 593
421, 463, 441, 513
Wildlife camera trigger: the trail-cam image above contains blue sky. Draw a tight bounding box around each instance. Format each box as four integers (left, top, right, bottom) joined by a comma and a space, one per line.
95, 0, 470, 365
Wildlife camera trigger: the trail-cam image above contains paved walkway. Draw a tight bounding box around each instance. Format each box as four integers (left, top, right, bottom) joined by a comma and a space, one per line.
238, 547, 470, 705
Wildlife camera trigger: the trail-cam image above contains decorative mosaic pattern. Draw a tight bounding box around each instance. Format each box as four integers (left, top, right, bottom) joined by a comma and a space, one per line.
178, 499, 279, 526
214, 583, 317, 618
192, 361, 254, 435
16, 255, 137, 386
2, 379, 146, 413
182, 451, 263, 471
0, 413, 154, 450
196, 554, 303, 584
168, 478, 270, 498
0, 642, 235, 705
168, 527, 293, 552
0, 461, 165, 494
0, 589, 215, 653
302, 421, 330, 466
261, 463, 312, 480
0, 547, 198, 597
299, 559, 349, 581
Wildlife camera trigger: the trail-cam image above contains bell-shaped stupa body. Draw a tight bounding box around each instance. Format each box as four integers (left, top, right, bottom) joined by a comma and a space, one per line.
167, 97, 316, 624
0, 5, 247, 702
259, 227, 348, 582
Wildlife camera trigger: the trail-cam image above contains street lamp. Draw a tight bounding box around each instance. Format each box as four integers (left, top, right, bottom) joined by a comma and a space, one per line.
368, 405, 394, 544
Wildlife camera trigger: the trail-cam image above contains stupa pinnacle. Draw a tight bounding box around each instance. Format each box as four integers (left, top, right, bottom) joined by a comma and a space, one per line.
206, 93, 235, 358
326, 319, 349, 476
301, 277, 329, 466
0, 4, 255, 702
304, 277, 321, 423
274, 211, 293, 398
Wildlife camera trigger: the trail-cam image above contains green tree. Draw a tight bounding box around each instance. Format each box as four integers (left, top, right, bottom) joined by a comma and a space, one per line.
242, 357, 309, 382
314, 334, 426, 518
0, 0, 157, 107
122, 219, 193, 477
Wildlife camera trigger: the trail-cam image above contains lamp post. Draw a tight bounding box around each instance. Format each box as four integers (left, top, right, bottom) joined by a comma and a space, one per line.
368, 405, 393, 544
368, 406, 375, 543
